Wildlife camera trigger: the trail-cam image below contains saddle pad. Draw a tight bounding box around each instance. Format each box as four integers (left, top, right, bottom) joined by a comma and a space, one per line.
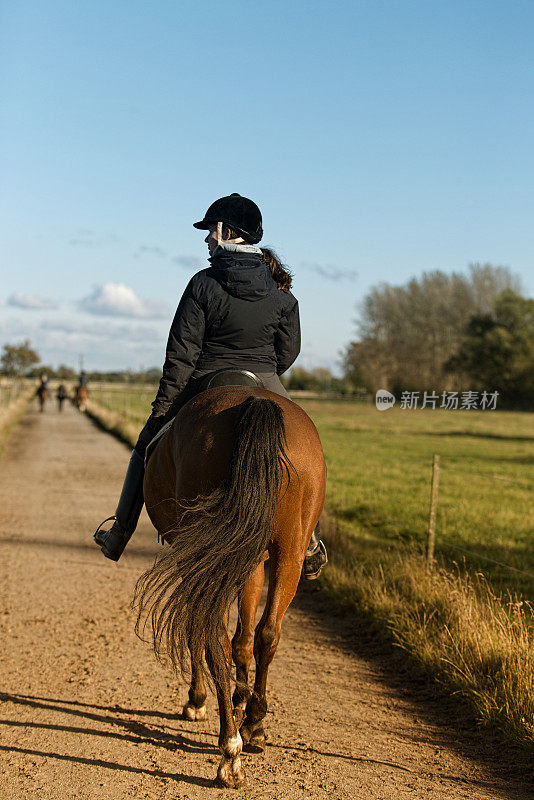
144, 417, 174, 466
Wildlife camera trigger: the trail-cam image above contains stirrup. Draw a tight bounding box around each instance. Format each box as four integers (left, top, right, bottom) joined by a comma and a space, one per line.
93, 516, 130, 561
93, 516, 117, 542
303, 540, 328, 581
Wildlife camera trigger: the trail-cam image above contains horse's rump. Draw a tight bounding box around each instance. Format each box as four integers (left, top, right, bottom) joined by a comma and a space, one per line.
135, 387, 325, 683
143, 387, 324, 546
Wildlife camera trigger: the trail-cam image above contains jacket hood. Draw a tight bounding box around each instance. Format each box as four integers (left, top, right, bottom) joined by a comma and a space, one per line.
208, 242, 275, 301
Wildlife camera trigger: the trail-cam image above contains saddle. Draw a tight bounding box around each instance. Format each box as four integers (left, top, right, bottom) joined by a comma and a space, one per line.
144, 369, 262, 464
196, 368, 262, 391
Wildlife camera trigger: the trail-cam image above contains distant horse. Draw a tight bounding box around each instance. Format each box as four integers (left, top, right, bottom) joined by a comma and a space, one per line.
36, 384, 48, 412
134, 386, 326, 789
74, 385, 89, 411
56, 384, 68, 412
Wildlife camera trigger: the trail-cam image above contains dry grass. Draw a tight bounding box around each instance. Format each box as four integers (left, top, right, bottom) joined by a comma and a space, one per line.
0, 385, 35, 457
321, 512, 534, 749
84, 398, 141, 448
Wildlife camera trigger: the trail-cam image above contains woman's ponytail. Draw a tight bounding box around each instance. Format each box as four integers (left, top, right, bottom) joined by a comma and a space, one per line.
261, 248, 293, 292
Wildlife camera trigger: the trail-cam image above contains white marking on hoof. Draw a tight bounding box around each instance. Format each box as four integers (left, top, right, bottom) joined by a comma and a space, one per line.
216, 732, 244, 787
182, 701, 207, 721
222, 732, 243, 757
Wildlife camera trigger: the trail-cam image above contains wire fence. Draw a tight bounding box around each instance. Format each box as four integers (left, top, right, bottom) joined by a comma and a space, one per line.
89, 383, 156, 424
0, 379, 28, 410
391, 453, 534, 488
405, 452, 534, 585
372, 452, 533, 579
437, 540, 534, 580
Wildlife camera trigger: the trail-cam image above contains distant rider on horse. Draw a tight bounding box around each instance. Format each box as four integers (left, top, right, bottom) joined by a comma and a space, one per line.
56, 383, 68, 411
93, 193, 327, 579
36, 372, 49, 412
75, 371, 89, 410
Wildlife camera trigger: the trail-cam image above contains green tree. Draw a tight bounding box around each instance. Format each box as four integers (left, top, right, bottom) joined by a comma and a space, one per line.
447, 291, 534, 408
343, 264, 521, 393
57, 364, 77, 380
286, 366, 350, 394
0, 340, 40, 376
287, 367, 322, 391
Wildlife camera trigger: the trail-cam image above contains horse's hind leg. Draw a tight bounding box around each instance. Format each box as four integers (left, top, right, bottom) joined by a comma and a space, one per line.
182, 643, 207, 721
240, 557, 302, 753
208, 616, 245, 789
232, 559, 265, 726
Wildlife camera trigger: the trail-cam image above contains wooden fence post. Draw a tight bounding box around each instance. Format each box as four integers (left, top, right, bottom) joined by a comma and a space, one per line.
426, 454, 440, 571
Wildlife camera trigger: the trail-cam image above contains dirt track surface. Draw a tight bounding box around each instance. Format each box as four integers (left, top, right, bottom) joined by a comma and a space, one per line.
0, 402, 532, 800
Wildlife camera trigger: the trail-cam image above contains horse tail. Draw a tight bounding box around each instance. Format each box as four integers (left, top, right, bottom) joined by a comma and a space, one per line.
133, 395, 293, 685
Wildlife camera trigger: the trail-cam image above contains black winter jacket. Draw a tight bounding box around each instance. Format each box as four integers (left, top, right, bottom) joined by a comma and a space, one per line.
152, 244, 300, 416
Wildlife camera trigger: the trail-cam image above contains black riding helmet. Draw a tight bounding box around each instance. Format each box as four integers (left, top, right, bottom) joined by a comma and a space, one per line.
193, 193, 263, 244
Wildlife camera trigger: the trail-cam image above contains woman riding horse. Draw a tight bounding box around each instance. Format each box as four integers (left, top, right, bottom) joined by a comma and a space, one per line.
75, 371, 89, 410
93, 193, 327, 579
36, 372, 49, 412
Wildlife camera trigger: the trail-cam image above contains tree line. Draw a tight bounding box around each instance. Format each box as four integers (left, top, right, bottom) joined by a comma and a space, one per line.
2, 262, 532, 408
343, 263, 533, 408
0, 342, 162, 384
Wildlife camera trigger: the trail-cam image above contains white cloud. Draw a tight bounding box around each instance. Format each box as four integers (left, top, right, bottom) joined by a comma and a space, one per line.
0, 315, 167, 370
40, 319, 163, 344
78, 283, 170, 319
7, 293, 58, 310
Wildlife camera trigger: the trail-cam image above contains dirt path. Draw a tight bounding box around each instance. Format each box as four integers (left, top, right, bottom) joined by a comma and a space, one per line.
0, 403, 531, 800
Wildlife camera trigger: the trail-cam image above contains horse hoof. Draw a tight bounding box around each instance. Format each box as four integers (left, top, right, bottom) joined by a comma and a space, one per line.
215, 765, 245, 789
243, 727, 266, 753
240, 723, 251, 746
182, 701, 206, 721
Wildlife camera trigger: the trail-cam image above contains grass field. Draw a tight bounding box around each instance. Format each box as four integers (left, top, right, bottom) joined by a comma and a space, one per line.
299, 399, 534, 598
87, 386, 534, 747
90, 386, 534, 596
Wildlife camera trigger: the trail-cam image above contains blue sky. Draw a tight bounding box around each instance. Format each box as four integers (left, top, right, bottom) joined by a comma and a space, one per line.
1, 1, 533, 373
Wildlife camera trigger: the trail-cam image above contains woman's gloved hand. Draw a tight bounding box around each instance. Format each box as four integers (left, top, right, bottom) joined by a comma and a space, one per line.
135, 413, 166, 458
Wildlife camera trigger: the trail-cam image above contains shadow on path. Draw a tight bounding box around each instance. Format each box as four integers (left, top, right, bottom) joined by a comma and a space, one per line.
0, 744, 213, 788
0, 536, 159, 560
0, 692, 218, 757
292, 581, 534, 800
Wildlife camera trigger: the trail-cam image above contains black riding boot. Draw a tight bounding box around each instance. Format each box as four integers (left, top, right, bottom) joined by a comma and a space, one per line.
93, 449, 145, 561
303, 522, 328, 580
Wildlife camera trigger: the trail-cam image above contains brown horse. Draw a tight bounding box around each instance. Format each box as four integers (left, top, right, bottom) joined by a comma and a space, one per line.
74, 385, 89, 411
36, 384, 48, 412
134, 386, 326, 788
